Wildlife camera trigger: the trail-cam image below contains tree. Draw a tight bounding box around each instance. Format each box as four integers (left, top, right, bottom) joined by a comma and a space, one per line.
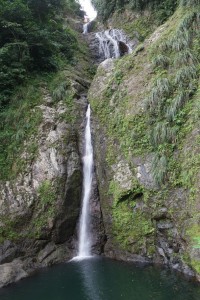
0, 0, 78, 107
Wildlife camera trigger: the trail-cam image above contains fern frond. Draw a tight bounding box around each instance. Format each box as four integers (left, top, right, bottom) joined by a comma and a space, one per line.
52, 81, 69, 101
174, 49, 196, 67
166, 91, 189, 121
152, 54, 170, 69
175, 66, 197, 87
151, 153, 168, 185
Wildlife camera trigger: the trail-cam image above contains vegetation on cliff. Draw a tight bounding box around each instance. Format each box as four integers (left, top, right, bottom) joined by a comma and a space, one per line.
89, 0, 200, 276
0, 0, 93, 181
0, 0, 93, 243
92, 0, 179, 23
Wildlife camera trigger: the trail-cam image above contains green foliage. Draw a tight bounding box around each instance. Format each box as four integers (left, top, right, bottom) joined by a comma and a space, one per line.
180, 0, 200, 6
109, 180, 155, 252
92, 0, 178, 23
0, 80, 43, 180
166, 91, 189, 121
0, 0, 78, 107
150, 122, 177, 146
175, 66, 198, 87
0, 219, 20, 243
53, 81, 70, 102
152, 54, 170, 69
31, 179, 57, 237
151, 153, 168, 185
38, 180, 57, 206
174, 49, 196, 67
145, 78, 172, 113
146, 8, 200, 184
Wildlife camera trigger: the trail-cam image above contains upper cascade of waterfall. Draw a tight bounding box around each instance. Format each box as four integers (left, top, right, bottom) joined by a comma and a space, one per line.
95, 29, 133, 60
79, 0, 97, 21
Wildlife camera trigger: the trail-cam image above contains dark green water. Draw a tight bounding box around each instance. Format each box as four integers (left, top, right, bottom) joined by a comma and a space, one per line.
0, 257, 200, 300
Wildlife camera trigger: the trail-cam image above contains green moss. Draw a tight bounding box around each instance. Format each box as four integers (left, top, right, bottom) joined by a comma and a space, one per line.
123, 16, 155, 41
184, 223, 200, 273
113, 202, 155, 252
38, 180, 57, 206
108, 179, 155, 252
31, 180, 57, 238
191, 260, 200, 274
0, 219, 21, 243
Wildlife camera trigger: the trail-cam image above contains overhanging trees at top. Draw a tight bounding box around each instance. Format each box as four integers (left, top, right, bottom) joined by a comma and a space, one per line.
0, 0, 79, 107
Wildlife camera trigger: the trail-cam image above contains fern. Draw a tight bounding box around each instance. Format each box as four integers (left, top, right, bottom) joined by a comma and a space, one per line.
160, 40, 173, 51
150, 121, 177, 146
151, 153, 168, 185
179, 12, 197, 30
166, 91, 189, 121
174, 49, 196, 67
175, 65, 198, 87
145, 78, 172, 114
52, 81, 69, 101
171, 36, 191, 51
152, 54, 170, 69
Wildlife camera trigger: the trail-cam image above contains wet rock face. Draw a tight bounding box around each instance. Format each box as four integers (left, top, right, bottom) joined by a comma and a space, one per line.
89, 170, 105, 255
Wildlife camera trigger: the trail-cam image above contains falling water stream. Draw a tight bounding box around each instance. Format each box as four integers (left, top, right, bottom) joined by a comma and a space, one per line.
76, 104, 93, 258
95, 29, 132, 59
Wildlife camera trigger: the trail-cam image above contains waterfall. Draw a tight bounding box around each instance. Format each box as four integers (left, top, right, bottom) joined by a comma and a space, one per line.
83, 23, 89, 34
77, 104, 93, 258
95, 29, 132, 60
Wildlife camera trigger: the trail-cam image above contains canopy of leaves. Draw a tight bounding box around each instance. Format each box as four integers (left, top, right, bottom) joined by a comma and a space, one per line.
0, 0, 78, 107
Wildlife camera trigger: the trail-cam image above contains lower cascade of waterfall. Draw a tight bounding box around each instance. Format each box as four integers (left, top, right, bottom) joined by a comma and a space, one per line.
95, 29, 133, 60
74, 104, 94, 260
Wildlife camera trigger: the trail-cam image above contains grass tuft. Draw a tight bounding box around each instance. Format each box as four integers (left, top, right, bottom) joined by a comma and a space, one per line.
152, 54, 170, 69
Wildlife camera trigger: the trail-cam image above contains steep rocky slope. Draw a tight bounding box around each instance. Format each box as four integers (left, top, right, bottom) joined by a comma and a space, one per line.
0, 17, 104, 287
89, 4, 200, 280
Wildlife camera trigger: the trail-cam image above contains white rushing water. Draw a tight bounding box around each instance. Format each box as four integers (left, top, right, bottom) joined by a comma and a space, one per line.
83, 23, 89, 34
77, 104, 93, 258
95, 29, 132, 60
79, 0, 97, 20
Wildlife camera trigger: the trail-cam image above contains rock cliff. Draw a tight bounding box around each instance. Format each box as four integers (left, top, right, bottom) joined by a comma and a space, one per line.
0, 35, 104, 288
88, 4, 200, 280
